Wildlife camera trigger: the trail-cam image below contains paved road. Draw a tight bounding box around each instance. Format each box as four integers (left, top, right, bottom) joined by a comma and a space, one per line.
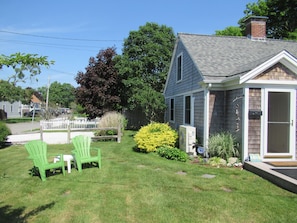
6, 121, 41, 134
6, 121, 94, 145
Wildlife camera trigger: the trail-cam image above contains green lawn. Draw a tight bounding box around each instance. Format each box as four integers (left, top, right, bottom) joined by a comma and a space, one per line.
0, 131, 296, 223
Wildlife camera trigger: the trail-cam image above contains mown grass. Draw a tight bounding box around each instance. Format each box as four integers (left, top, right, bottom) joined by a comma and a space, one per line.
0, 131, 296, 223
5, 118, 36, 123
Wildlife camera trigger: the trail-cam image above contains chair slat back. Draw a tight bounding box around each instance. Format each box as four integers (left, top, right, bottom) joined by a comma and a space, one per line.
25, 140, 48, 166
72, 135, 91, 158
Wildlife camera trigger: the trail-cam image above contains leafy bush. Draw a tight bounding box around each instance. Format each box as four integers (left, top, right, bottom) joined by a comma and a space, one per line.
157, 146, 188, 162
207, 132, 239, 160
94, 111, 127, 136
134, 122, 177, 152
0, 122, 11, 147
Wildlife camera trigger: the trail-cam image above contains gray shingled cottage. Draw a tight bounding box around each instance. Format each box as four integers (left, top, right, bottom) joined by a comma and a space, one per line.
164, 16, 297, 162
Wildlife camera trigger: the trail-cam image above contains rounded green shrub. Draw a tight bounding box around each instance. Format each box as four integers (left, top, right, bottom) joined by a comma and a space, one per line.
134, 122, 177, 152
0, 122, 11, 148
157, 146, 188, 162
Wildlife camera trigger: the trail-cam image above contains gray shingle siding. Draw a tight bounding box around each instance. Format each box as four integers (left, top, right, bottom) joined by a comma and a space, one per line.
164, 40, 204, 98
193, 91, 204, 144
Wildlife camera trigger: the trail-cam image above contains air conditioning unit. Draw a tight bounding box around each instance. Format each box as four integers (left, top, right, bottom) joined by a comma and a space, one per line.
179, 125, 196, 155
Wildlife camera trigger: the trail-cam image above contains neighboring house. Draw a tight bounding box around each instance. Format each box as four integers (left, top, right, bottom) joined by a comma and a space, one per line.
164, 16, 297, 162
0, 101, 22, 118
0, 93, 44, 118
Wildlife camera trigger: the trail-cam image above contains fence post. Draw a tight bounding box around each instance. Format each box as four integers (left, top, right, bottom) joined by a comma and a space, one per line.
67, 120, 71, 144
40, 125, 43, 141
117, 125, 121, 143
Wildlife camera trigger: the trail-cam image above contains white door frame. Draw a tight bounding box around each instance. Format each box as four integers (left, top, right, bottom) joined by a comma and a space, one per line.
262, 88, 296, 160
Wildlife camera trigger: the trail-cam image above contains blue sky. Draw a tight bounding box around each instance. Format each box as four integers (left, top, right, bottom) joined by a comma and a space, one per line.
0, 0, 256, 88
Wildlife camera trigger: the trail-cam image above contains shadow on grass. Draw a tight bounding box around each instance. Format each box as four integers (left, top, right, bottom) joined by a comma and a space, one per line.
28, 167, 65, 181
0, 201, 55, 222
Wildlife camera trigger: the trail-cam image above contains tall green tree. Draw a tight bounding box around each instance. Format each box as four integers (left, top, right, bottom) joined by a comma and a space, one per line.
216, 0, 297, 40
115, 22, 175, 122
0, 80, 24, 102
75, 47, 121, 119
38, 81, 75, 108
239, 0, 297, 39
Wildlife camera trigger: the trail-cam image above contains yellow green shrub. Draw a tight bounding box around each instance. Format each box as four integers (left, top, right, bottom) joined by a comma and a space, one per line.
134, 122, 177, 152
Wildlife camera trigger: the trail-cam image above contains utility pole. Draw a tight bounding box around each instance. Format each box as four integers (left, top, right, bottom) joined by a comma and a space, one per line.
46, 77, 50, 112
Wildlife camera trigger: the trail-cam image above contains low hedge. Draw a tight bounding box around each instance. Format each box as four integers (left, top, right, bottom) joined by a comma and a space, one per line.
0, 122, 11, 148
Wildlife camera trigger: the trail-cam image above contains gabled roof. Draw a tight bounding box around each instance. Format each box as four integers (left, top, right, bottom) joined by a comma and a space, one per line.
178, 33, 297, 83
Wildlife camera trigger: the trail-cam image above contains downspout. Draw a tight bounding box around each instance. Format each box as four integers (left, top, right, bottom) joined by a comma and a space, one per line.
203, 83, 211, 148
243, 87, 249, 161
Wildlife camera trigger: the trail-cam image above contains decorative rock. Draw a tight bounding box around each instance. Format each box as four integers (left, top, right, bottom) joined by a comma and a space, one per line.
228, 157, 238, 165
202, 174, 216, 179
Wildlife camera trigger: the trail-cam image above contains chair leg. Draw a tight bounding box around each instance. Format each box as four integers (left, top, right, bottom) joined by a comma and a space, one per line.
40, 170, 47, 181
77, 161, 82, 172
62, 164, 66, 176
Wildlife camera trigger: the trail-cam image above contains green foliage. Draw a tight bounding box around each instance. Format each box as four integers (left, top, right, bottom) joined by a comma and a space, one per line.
208, 157, 227, 167
157, 146, 188, 162
0, 122, 11, 147
207, 132, 239, 160
132, 84, 166, 122
0, 80, 25, 102
75, 47, 122, 119
0, 52, 54, 86
215, 26, 243, 36
134, 122, 177, 152
215, 0, 297, 40
239, 0, 297, 40
38, 81, 75, 108
94, 111, 127, 136
115, 22, 175, 122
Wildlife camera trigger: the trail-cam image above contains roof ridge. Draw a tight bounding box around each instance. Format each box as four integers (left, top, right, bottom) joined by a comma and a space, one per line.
178, 32, 297, 43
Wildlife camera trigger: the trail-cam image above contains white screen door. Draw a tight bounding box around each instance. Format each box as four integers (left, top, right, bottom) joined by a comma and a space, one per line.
264, 89, 295, 156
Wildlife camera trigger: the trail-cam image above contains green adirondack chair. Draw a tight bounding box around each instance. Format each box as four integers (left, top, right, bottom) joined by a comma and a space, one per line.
25, 140, 66, 181
72, 135, 101, 172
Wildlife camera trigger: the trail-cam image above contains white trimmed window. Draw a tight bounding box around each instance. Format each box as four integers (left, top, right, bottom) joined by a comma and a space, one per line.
170, 98, 174, 122
176, 53, 183, 81
185, 95, 191, 124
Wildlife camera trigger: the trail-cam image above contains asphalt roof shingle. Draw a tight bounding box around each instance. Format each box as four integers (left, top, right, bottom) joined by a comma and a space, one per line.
178, 33, 297, 82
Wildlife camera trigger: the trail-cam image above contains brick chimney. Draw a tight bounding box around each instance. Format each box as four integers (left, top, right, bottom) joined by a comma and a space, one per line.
245, 16, 268, 40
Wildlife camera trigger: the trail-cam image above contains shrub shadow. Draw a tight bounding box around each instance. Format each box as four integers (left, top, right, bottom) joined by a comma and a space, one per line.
0, 201, 55, 222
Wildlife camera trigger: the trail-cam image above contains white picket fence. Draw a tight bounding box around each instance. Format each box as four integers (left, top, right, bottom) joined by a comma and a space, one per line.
40, 117, 99, 130
39, 117, 121, 143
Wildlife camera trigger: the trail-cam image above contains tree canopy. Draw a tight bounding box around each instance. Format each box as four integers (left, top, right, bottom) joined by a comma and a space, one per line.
0, 52, 54, 103
115, 22, 175, 122
75, 47, 121, 119
38, 81, 75, 108
0, 80, 24, 102
0, 52, 54, 86
216, 0, 297, 40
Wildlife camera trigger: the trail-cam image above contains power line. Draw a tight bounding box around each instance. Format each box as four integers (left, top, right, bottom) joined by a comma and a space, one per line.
0, 38, 112, 52
0, 30, 122, 42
